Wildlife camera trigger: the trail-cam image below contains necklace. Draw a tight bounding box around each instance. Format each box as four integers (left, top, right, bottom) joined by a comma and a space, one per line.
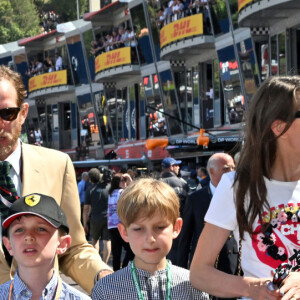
131, 260, 172, 300
8, 276, 62, 300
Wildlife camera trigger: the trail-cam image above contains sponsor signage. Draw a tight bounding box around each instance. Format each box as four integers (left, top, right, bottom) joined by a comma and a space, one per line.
95, 47, 131, 73
29, 70, 67, 92
238, 0, 253, 12
160, 14, 203, 48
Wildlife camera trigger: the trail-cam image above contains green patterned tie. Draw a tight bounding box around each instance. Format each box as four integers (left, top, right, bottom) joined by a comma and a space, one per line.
0, 161, 19, 221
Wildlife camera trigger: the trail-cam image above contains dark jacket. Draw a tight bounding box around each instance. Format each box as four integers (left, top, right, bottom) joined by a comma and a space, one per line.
161, 171, 189, 216
177, 186, 239, 277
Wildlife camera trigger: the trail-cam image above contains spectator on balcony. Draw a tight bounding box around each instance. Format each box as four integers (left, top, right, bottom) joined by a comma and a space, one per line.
124, 27, 131, 47
55, 53, 63, 71
128, 27, 137, 48
112, 28, 121, 49
105, 33, 113, 52
172, 0, 184, 21
156, 8, 165, 29
34, 59, 44, 75
117, 26, 126, 48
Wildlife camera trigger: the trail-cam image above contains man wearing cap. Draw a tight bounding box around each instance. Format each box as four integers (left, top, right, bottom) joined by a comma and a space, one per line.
160, 157, 189, 265
161, 157, 189, 215
0, 65, 112, 294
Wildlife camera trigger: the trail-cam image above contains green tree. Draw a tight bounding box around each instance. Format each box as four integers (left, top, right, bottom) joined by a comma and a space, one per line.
0, 0, 41, 44
47, 0, 88, 22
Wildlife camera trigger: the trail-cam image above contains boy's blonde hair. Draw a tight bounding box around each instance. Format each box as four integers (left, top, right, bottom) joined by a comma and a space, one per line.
117, 178, 179, 227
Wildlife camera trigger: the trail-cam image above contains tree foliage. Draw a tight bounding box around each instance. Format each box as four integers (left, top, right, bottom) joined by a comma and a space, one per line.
0, 0, 41, 44
0, 0, 89, 45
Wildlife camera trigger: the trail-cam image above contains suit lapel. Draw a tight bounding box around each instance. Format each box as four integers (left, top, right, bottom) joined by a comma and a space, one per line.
21, 144, 45, 196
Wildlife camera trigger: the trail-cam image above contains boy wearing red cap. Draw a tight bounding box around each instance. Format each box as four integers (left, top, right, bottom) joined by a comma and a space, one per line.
0, 193, 91, 299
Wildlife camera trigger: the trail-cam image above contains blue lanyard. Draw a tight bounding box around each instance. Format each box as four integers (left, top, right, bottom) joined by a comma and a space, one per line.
131, 260, 172, 300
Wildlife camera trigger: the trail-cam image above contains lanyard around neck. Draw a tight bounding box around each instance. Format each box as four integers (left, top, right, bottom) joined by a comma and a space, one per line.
8, 276, 62, 300
131, 260, 172, 300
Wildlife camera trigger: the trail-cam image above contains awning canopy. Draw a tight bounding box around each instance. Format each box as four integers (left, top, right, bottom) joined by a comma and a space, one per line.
18, 30, 62, 47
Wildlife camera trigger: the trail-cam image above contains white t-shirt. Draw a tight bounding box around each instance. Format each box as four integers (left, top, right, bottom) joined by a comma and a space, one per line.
205, 172, 300, 278
107, 189, 123, 229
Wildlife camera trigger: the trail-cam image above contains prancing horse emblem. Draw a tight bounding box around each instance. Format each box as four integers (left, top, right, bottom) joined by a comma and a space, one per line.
25, 194, 41, 207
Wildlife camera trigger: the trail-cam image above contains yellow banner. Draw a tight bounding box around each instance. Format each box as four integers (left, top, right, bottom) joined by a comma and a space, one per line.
29, 70, 67, 92
160, 14, 203, 48
95, 47, 131, 73
238, 0, 253, 12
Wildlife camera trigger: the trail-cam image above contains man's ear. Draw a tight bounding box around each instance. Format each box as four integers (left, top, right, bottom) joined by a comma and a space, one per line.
2, 236, 13, 256
271, 120, 286, 137
118, 223, 129, 243
19, 103, 29, 125
172, 218, 183, 239
56, 235, 71, 255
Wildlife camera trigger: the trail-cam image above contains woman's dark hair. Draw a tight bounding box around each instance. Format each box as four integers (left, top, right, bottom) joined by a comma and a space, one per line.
234, 76, 300, 239
108, 173, 122, 195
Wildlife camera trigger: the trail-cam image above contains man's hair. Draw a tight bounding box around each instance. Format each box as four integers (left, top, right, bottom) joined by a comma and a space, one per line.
117, 178, 179, 227
88, 168, 101, 184
0, 65, 27, 107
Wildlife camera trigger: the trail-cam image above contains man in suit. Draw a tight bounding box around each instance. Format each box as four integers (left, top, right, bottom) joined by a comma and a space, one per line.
0, 65, 112, 294
177, 153, 238, 284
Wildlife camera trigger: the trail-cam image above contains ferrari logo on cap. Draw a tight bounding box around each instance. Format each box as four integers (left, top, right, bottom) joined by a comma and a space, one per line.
25, 195, 41, 207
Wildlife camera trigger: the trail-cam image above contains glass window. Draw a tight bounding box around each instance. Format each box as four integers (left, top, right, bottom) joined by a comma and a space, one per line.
192, 66, 200, 129
77, 94, 100, 147
271, 35, 278, 76
146, 3, 161, 60
143, 74, 165, 137
95, 91, 114, 145
105, 87, 117, 143
213, 58, 222, 127
159, 69, 183, 135
130, 4, 153, 64
279, 32, 286, 75
236, 38, 258, 102
218, 45, 244, 124
117, 88, 126, 142
82, 29, 95, 81
228, 0, 238, 30
209, 0, 230, 37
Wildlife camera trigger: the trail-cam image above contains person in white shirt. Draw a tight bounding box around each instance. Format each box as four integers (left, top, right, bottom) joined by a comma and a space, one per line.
55, 53, 63, 71
190, 76, 300, 299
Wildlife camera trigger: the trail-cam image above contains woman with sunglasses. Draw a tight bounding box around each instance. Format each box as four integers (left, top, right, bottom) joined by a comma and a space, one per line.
190, 76, 300, 300
107, 173, 134, 271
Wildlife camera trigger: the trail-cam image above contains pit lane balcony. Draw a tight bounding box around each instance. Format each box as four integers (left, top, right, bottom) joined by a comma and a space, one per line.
27, 69, 75, 99
160, 13, 215, 64
94, 46, 141, 84
238, 0, 300, 32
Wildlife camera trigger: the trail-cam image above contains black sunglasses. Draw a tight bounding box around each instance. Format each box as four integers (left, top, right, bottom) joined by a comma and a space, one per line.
295, 111, 300, 118
0, 107, 21, 121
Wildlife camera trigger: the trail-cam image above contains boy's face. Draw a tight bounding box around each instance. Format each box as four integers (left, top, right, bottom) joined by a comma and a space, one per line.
2, 215, 70, 273
118, 212, 182, 274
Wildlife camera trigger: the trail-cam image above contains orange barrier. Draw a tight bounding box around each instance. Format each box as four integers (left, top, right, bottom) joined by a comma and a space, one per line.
145, 129, 210, 150
145, 138, 169, 150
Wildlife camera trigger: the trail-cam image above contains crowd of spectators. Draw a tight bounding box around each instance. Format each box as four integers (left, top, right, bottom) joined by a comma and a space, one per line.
40, 10, 60, 34
90, 26, 138, 59
156, 0, 210, 33
25, 53, 63, 77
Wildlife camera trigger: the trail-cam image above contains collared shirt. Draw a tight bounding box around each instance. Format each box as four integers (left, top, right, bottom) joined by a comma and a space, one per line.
92, 261, 209, 299
4, 139, 22, 196
209, 181, 216, 196
78, 179, 86, 205
0, 269, 91, 299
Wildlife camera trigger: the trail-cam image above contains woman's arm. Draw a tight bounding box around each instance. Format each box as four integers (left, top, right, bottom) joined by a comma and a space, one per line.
190, 223, 281, 300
